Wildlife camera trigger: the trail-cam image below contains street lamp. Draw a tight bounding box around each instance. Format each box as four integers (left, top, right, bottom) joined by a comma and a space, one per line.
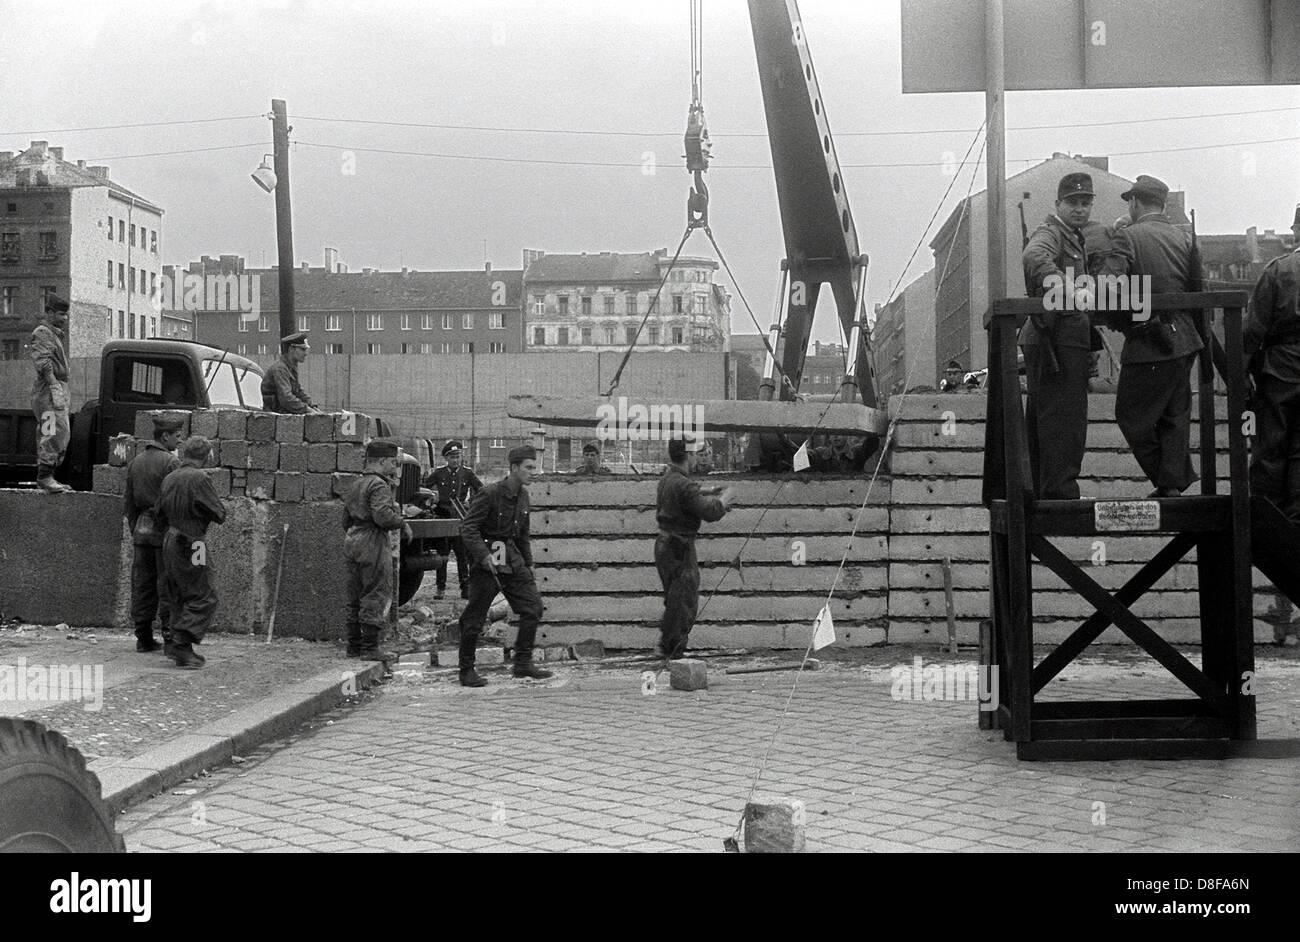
250, 155, 277, 193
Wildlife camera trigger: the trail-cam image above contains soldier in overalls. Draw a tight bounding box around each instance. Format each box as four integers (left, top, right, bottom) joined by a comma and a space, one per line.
342, 439, 411, 661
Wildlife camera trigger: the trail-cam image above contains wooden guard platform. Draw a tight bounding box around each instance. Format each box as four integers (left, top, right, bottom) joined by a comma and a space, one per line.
981, 292, 1257, 760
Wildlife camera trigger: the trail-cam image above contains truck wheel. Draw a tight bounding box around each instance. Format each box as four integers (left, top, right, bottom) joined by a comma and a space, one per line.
398, 566, 424, 607
0, 718, 125, 852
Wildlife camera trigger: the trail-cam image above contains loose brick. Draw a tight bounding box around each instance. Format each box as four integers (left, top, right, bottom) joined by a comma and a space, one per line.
279, 442, 309, 472
216, 409, 248, 440
219, 439, 250, 469
275, 413, 304, 443
204, 467, 232, 498
743, 797, 806, 853
274, 471, 304, 501
246, 412, 278, 442
333, 411, 369, 443
107, 434, 136, 467
189, 408, 220, 438
568, 639, 605, 660
332, 472, 361, 499
304, 413, 335, 443
475, 647, 504, 665
92, 464, 127, 496
336, 443, 366, 472
247, 470, 276, 500
669, 659, 708, 691
308, 443, 336, 472
248, 441, 279, 471
303, 472, 334, 501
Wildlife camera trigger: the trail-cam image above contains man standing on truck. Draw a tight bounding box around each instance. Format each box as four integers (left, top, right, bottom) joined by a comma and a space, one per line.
261, 331, 322, 414
123, 415, 184, 653
342, 439, 411, 661
29, 295, 73, 493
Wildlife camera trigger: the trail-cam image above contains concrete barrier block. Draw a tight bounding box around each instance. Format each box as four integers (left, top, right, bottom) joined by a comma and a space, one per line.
279, 442, 309, 472
204, 467, 232, 498
275, 413, 304, 443
303, 473, 334, 501
274, 471, 304, 502
333, 411, 369, 443
133, 409, 190, 440
669, 659, 708, 691
245, 412, 277, 442
475, 647, 504, 665
248, 441, 279, 471
106, 434, 136, 467
332, 472, 361, 499
304, 413, 334, 443
217, 409, 248, 440
92, 464, 127, 496
398, 651, 431, 668
337, 443, 365, 472
219, 439, 250, 469
308, 443, 336, 472
247, 470, 276, 500
190, 408, 220, 439
743, 797, 805, 853
132, 411, 157, 440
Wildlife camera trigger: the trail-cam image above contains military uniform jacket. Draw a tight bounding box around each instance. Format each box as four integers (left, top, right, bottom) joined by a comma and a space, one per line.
1019, 215, 1092, 350
155, 466, 227, 541
426, 464, 483, 518
571, 464, 613, 476
29, 323, 70, 403
1244, 247, 1300, 384
342, 472, 404, 564
1097, 213, 1204, 363
460, 477, 532, 573
656, 465, 726, 539
123, 442, 180, 531
261, 355, 314, 413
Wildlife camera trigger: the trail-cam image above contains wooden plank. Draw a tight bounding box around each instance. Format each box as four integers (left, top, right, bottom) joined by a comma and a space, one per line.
1029, 717, 1233, 740
535, 564, 885, 593
886, 619, 1242, 646
535, 534, 888, 564
888, 588, 1218, 619
989, 497, 1231, 535
889, 533, 1202, 562
888, 560, 1275, 592
1223, 305, 1257, 741
891, 450, 1234, 479
1016, 739, 1232, 761
507, 395, 890, 436
1034, 699, 1217, 719
538, 594, 886, 622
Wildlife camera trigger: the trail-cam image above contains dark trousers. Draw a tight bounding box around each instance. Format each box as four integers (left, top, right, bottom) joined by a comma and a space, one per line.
1024, 345, 1090, 499
435, 536, 469, 594
130, 543, 171, 641
1116, 355, 1197, 492
655, 534, 700, 657
458, 565, 543, 671
161, 530, 218, 646
345, 548, 393, 652
1250, 374, 1300, 519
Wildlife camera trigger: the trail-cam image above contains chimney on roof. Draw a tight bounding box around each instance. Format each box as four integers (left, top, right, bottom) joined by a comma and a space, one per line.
1077, 155, 1109, 172
324, 246, 338, 273
29, 141, 48, 156
88, 166, 108, 179
1246, 226, 1260, 264
49, 147, 63, 162
484, 261, 491, 272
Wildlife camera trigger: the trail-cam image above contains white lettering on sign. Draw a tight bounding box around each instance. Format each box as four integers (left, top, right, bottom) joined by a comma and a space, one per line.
1094, 500, 1160, 532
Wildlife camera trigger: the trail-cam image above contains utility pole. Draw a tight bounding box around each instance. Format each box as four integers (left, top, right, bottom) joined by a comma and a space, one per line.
271, 99, 296, 341
984, 0, 1006, 314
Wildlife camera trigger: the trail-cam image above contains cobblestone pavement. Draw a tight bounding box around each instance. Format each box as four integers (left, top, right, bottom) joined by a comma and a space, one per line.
119, 649, 1300, 852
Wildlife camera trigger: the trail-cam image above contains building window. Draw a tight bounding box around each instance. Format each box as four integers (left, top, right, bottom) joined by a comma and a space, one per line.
139, 315, 147, 338
38, 231, 56, 259
581, 326, 592, 345
491, 439, 505, 449
533, 327, 546, 346
326, 313, 341, 331
438, 342, 451, 354
118, 311, 125, 336
0, 286, 15, 316
118, 263, 124, 288
558, 295, 569, 316
366, 313, 382, 331
420, 342, 432, 354
648, 325, 659, 344
149, 273, 157, 298
259, 315, 269, 332
150, 231, 158, 254
401, 342, 417, 354
127, 313, 135, 339
139, 268, 147, 294
460, 342, 472, 354
1, 339, 19, 360
130, 224, 136, 247
256, 343, 268, 355
1, 232, 20, 261
604, 327, 615, 345
128, 266, 135, 293
107, 261, 114, 287
327, 343, 344, 354
672, 295, 683, 314
41, 285, 55, 305
557, 327, 569, 345
626, 327, 637, 344
489, 311, 504, 329
107, 215, 113, 238
422, 313, 433, 330
118, 220, 125, 242
237, 316, 249, 333
581, 296, 592, 316
400, 313, 411, 330
489, 341, 505, 353
442, 313, 452, 329
627, 296, 637, 316
298, 315, 309, 331
367, 342, 382, 354
672, 326, 684, 344
533, 295, 545, 317
237, 344, 247, 356
603, 296, 614, 316
462, 313, 473, 329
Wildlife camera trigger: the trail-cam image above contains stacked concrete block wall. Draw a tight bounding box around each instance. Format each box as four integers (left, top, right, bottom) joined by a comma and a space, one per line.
886, 392, 1276, 645
527, 476, 890, 650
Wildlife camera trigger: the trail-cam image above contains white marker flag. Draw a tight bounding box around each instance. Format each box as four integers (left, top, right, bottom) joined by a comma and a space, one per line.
793, 439, 810, 472
812, 604, 835, 651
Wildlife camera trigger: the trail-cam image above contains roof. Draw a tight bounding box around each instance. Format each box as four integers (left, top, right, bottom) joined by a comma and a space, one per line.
1198, 233, 1295, 266
102, 338, 263, 374
0, 142, 163, 213
524, 251, 718, 283
255, 267, 525, 312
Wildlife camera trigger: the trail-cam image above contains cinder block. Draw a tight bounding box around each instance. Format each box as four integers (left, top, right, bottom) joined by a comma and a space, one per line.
219, 439, 249, 469
398, 652, 431, 668
230, 468, 248, 487
106, 434, 136, 467
304, 413, 335, 443
568, 639, 605, 660
189, 408, 220, 438
336, 443, 366, 472
333, 411, 369, 443
134, 409, 190, 440
245, 412, 278, 442
275, 413, 304, 443
743, 797, 806, 854
204, 467, 232, 498
279, 442, 309, 472
228, 481, 246, 498
247, 470, 276, 500
92, 464, 127, 496
332, 472, 361, 499
308, 443, 336, 472
217, 409, 248, 440
433, 648, 457, 667
133, 410, 157, 440
668, 659, 708, 691
303, 472, 334, 501
274, 471, 304, 502
475, 647, 504, 665
543, 646, 571, 662
248, 441, 279, 471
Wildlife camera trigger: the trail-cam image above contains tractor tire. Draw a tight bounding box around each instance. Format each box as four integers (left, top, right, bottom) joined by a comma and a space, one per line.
0, 718, 125, 853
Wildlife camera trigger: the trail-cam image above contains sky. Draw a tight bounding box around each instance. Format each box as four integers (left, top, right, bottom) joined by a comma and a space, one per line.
2, 0, 1297, 344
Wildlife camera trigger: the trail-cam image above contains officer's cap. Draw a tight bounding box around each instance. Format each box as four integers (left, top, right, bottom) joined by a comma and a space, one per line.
508, 445, 537, 464
582, 442, 601, 456
1120, 174, 1169, 205
45, 295, 70, 314
365, 438, 400, 459
946, 359, 962, 370
281, 330, 310, 348
442, 439, 464, 457
1057, 173, 1094, 200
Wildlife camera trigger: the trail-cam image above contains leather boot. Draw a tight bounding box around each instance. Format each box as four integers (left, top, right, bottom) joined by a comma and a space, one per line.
359, 623, 393, 662
169, 642, 205, 669
458, 632, 486, 686
459, 668, 487, 687
135, 623, 160, 653
512, 653, 553, 680
345, 620, 362, 658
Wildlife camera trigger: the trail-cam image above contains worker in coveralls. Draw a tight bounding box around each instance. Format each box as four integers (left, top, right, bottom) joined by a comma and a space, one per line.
123, 414, 183, 653
261, 330, 322, 414
30, 294, 73, 493
342, 438, 411, 661
424, 439, 483, 599
654, 437, 735, 659
155, 436, 227, 669
456, 445, 552, 687
1244, 204, 1300, 645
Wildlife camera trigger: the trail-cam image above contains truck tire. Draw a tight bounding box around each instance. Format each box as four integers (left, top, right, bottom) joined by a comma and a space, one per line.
0, 718, 125, 852
398, 563, 424, 607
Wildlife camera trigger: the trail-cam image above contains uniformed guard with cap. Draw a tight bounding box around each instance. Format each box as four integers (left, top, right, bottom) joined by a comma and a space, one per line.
30, 294, 73, 492
1020, 171, 1097, 499
342, 438, 411, 660
456, 444, 551, 687
261, 331, 322, 414
1244, 204, 1300, 644
938, 360, 964, 393
655, 438, 735, 659
123, 414, 184, 653
424, 439, 483, 599
572, 441, 613, 475
1098, 173, 1204, 496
